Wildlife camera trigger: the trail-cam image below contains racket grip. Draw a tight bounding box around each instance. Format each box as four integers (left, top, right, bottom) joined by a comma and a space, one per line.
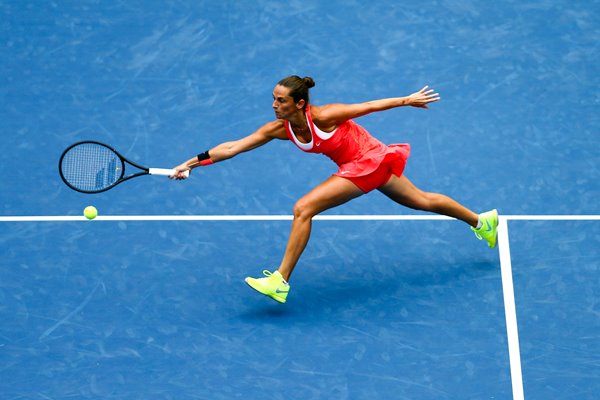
149, 168, 190, 178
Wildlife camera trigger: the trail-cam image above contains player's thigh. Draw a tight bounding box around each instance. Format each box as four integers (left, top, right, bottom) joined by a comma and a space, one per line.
295, 175, 364, 216
377, 174, 428, 209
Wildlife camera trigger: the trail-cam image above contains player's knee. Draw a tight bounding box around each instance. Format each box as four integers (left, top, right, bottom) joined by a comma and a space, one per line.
418, 192, 443, 212
408, 193, 435, 211
293, 198, 317, 220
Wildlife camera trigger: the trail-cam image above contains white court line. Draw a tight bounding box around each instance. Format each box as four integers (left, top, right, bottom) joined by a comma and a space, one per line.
498, 217, 524, 400
0, 214, 599, 222
0, 215, 449, 222
503, 215, 600, 221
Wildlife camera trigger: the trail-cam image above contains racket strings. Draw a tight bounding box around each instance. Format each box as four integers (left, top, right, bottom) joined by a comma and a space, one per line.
60, 143, 123, 192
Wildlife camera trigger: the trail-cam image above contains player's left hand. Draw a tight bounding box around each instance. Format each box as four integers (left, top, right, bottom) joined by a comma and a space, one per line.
407, 86, 440, 108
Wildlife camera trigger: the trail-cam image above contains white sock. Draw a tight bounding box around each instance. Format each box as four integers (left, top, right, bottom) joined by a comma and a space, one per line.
476, 217, 482, 229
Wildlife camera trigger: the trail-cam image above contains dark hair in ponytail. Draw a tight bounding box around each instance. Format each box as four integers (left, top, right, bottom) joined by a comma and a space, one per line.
277, 75, 315, 106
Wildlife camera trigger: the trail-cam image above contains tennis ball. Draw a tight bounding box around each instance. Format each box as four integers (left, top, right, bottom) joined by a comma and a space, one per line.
84, 206, 98, 220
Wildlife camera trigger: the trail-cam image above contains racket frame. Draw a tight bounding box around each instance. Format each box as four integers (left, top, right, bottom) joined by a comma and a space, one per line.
59, 140, 171, 194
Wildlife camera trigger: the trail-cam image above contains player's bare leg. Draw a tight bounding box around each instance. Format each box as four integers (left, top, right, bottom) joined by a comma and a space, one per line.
278, 175, 365, 281
245, 176, 363, 303
378, 174, 479, 226
378, 174, 498, 247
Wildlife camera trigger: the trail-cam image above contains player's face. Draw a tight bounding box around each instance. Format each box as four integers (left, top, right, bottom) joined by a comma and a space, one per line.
272, 85, 301, 119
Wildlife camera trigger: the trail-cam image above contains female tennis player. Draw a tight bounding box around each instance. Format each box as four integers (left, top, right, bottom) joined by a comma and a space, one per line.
172, 76, 498, 304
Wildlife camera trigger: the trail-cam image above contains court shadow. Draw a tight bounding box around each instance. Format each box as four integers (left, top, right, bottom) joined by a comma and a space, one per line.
238, 259, 498, 321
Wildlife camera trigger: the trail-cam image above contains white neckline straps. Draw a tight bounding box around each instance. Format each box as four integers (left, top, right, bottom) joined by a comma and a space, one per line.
288, 116, 337, 151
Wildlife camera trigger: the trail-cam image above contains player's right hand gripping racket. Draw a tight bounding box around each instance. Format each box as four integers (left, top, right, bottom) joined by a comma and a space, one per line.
59, 140, 188, 194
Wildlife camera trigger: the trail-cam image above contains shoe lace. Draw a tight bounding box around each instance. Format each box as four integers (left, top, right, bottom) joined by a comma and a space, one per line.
262, 270, 289, 286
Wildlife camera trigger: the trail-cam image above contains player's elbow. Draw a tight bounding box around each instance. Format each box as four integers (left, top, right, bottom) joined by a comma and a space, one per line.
223, 143, 238, 159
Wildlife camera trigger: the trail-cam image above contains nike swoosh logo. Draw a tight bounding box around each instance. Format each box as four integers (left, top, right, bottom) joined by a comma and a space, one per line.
275, 288, 289, 294
484, 221, 493, 232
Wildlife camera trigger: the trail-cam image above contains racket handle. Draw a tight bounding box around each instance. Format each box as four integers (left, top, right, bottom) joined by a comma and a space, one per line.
149, 168, 190, 178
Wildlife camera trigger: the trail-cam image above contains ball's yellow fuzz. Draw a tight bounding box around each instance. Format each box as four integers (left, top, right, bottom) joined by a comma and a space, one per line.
84, 206, 98, 220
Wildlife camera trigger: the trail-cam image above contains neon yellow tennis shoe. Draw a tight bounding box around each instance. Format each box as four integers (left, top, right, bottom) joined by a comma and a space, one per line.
471, 209, 499, 248
245, 270, 290, 303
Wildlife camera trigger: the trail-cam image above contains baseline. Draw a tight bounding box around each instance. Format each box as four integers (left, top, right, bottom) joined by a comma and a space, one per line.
1, 214, 599, 222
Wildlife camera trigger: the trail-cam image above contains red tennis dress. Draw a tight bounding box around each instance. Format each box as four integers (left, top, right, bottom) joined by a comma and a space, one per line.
284, 105, 410, 192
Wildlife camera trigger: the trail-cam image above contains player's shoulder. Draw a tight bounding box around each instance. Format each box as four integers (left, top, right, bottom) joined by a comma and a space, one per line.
309, 104, 339, 130
259, 119, 288, 139
310, 103, 341, 120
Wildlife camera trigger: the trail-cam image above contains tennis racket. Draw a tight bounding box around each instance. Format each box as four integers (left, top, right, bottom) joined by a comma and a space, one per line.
59, 140, 188, 194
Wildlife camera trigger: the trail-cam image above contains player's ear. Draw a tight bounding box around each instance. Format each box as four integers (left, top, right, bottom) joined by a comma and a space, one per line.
296, 99, 305, 110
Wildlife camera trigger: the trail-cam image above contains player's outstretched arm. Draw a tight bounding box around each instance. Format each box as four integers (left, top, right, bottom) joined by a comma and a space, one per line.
316, 86, 440, 126
171, 120, 287, 179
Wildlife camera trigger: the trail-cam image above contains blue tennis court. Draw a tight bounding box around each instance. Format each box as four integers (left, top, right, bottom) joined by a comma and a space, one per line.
1, 1, 599, 399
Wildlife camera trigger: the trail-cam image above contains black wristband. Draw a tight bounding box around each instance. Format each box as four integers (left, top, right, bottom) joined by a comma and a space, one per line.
197, 150, 210, 162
